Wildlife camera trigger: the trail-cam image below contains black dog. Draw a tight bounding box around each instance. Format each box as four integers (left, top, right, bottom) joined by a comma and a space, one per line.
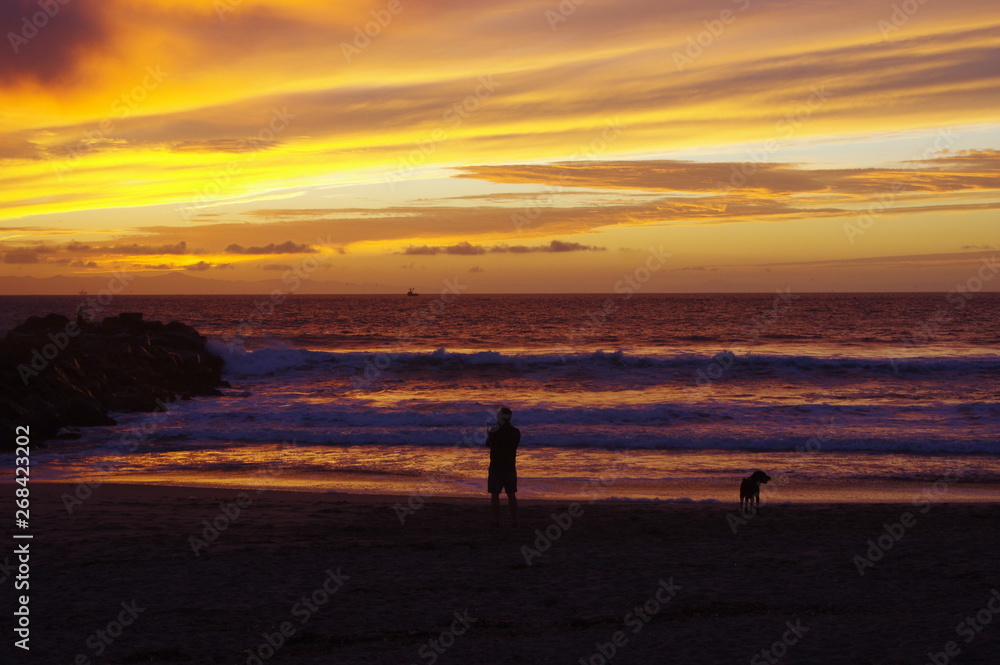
740, 470, 771, 512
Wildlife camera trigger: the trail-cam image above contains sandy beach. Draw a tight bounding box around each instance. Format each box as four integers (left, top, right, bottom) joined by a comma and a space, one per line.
2, 483, 999, 664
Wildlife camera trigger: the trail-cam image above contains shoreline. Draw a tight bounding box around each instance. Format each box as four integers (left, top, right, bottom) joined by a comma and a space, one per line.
15, 475, 1000, 504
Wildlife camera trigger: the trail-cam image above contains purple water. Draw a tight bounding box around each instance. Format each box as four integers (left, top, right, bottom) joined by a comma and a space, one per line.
4, 293, 1000, 500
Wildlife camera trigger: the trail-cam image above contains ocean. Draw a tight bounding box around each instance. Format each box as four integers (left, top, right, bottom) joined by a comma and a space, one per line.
4, 293, 1000, 502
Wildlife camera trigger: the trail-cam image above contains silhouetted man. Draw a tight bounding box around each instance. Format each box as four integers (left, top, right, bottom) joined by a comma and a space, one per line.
486, 406, 520, 527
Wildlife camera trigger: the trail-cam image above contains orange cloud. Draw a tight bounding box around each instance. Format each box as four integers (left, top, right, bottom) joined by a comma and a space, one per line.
458, 151, 1000, 196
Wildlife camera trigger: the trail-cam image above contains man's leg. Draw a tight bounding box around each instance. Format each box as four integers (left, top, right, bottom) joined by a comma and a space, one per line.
507, 491, 518, 526
491, 492, 501, 526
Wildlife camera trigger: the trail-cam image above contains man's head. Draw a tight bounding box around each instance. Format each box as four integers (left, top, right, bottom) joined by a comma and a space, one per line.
497, 407, 513, 424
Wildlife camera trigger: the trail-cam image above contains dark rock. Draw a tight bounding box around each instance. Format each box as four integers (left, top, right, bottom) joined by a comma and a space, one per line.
64, 395, 117, 426
9, 313, 71, 336
0, 312, 225, 449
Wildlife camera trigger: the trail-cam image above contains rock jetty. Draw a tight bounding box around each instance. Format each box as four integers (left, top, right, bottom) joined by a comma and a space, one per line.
1, 312, 227, 447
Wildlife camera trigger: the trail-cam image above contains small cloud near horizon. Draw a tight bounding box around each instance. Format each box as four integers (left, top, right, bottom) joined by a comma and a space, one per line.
401, 239, 605, 256
226, 241, 317, 254
185, 261, 235, 271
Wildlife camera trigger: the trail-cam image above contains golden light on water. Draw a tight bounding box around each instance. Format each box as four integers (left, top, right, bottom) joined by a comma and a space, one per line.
36, 444, 1000, 503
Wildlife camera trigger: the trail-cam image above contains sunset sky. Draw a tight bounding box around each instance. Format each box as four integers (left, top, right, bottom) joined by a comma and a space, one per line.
1, 0, 998, 293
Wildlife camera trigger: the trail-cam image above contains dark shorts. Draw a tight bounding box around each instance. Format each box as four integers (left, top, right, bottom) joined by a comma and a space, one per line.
488, 466, 517, 494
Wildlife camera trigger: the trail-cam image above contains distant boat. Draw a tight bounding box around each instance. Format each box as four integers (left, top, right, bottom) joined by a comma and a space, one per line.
406, 287, 419, 296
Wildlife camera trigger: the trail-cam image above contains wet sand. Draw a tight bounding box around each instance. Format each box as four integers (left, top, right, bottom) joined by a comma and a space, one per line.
4, 483, 1000, 664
